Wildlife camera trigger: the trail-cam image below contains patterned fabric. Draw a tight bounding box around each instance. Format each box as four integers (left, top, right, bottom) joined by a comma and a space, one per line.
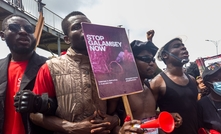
142, 117, 158, 134
195, 54, 221, 76
207, 63, 221, 70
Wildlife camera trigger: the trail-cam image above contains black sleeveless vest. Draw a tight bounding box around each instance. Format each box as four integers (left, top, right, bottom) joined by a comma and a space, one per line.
158, 72, 198, 134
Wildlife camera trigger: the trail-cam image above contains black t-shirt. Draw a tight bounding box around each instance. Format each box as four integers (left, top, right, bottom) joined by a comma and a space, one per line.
197, 96, 221, 132
158, 72, 198, 134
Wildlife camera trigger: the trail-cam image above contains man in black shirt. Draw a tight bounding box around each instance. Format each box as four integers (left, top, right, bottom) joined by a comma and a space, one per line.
198, 62, 221, 133
149, 37, 198, 134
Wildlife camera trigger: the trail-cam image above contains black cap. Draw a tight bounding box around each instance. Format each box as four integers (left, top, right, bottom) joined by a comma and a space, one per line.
130, 40, 158, 57
202, 62, 221, 82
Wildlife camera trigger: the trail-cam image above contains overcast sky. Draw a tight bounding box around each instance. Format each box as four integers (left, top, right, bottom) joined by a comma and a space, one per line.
1, 0, 221, 68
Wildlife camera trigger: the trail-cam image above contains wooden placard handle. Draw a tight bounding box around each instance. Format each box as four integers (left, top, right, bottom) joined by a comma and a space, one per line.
122, 95, 133, 120
34, 12, 44, 47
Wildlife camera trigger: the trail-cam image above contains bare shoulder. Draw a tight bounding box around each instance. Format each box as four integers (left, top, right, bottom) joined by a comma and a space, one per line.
149, 73, 164, 89
148, 73, 166, 100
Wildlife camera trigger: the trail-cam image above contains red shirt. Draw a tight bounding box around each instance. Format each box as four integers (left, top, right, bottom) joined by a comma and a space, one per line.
33, 63, 55, 97
3, 61, 28, 134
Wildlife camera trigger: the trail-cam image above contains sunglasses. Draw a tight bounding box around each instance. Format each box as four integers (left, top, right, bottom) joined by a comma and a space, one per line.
8, 23, 35, 34
135, 56, 155, 63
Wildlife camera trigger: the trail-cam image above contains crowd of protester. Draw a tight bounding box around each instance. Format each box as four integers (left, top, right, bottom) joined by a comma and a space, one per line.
0, 10, 221, 134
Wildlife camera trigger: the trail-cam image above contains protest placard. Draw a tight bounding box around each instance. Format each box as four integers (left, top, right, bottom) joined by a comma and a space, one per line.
82, 23, 143, 100
195, 54, 221, 75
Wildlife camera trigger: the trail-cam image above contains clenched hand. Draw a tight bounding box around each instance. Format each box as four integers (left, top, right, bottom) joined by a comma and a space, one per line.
119, 120, 143, 134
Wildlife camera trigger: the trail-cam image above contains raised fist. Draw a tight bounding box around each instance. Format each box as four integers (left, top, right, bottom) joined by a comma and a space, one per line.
146, 30, 155, 41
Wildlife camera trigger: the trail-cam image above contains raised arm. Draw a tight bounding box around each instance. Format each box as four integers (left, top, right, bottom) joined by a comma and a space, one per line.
146, 30, 155, 42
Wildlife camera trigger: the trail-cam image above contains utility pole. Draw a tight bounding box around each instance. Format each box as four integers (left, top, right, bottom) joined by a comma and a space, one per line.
117, 25, 130, 41
205, 39, 221, 55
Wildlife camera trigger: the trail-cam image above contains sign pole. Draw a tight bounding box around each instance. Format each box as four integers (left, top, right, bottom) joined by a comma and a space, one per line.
122, 95, 133, 120
34, 0, 45, 47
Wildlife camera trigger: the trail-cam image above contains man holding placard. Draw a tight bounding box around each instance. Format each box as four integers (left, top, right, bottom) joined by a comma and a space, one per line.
14, 11, 120, 134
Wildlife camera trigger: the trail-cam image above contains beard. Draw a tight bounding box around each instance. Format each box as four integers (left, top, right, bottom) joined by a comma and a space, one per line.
7, 39, 36, 55
71, 41, 88, 54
